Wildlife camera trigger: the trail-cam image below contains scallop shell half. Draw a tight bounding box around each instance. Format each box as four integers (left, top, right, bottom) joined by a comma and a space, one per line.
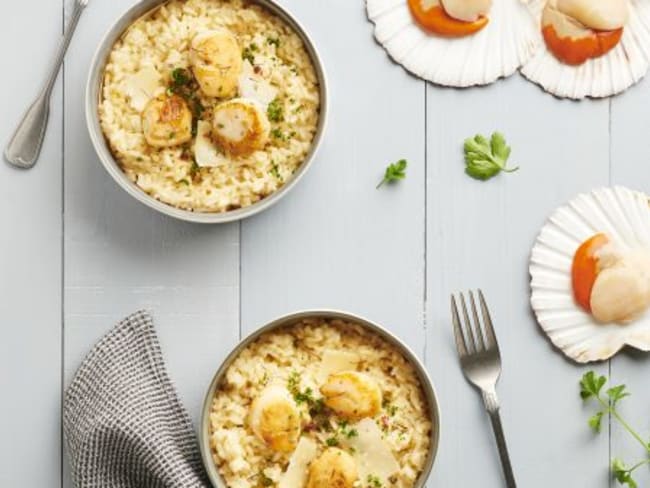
366, 0, 541, 87
530, 186, 650, 363
521, 0, 650, 99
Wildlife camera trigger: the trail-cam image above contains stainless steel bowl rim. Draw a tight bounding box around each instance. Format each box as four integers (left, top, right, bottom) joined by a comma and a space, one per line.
199, 309, 441, 488
85, 0, 328, 224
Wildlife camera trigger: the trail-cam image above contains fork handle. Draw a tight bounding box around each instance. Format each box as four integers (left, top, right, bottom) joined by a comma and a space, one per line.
483, 392, 516, 488
4, 0, 86, 169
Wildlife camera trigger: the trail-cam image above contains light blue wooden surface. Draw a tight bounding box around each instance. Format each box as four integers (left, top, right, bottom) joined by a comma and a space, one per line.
2, 0, 650, 487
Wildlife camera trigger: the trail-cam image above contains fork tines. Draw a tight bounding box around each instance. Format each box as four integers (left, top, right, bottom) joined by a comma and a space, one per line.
451, 290, 499, 357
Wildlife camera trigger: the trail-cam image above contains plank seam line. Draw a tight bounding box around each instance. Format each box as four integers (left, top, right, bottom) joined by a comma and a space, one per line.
60, 0, 66, 486
422, 80, 428, 364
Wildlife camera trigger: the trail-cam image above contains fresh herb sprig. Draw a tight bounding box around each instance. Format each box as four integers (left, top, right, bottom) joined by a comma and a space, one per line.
464, 132, 518, 181
377, 159, 407, 189
580, 371, 650, 487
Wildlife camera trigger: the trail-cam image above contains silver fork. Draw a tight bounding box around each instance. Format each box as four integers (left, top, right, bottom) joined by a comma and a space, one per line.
4, 0, 89, 169
451, 290, 516, 488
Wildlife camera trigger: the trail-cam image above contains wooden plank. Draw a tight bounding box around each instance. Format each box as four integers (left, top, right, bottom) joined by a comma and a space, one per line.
61, 0, 240, 452
610, 77, 650, 488
0, 0, 63, 486
426, 76, 611, 487
240, 0, 427, 356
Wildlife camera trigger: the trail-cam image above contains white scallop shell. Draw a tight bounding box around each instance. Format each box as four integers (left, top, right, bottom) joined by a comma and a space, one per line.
530, 186, 650, 363
366, 0, 541, 87
521, 0, 650, 99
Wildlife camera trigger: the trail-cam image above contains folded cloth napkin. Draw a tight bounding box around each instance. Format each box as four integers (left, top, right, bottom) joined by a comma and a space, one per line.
63, 310, 210, 488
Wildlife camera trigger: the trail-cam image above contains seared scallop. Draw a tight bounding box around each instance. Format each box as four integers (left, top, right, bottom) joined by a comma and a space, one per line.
141, 95, 193, 148
440, 0, 492, 22
555, 0, 628, 31
249, 384, 302, 453
320, 371, 382, 419
190, 29, 242, 98
212, 98, 270, 156
306, 448, 358, 488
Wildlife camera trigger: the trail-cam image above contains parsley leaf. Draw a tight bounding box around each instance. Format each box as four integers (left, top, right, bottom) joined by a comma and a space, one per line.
588, 411, 604, 433
613, 459, 639, 488
377, 159, 407, 189
464, 132, 518, 181
580, 371, 607, 400
607, 385, 630, 406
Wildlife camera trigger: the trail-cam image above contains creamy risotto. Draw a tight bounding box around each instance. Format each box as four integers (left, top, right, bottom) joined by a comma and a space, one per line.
100, 0, 320, 212
209, 319, 433, 488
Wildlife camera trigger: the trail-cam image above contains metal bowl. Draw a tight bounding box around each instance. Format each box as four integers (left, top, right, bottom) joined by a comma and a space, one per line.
86, 0, 328, 224
199, 310, 441, 488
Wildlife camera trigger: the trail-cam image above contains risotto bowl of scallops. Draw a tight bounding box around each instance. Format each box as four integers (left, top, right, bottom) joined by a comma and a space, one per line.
87, 0, 327, 223
200, 310, 440, 488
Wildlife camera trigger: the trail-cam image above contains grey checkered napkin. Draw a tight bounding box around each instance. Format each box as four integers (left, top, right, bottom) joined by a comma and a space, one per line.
63, 310, 210, 488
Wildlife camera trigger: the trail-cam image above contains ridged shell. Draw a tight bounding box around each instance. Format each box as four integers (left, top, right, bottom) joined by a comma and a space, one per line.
521, 0, 650, 99
366, 0, 541, 87
530, 186, 650, 363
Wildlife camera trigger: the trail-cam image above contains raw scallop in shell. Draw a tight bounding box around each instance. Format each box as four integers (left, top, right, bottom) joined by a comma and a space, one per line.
530, 186, 650, 363
366, 0, 540, 87
521, 0, 650, 99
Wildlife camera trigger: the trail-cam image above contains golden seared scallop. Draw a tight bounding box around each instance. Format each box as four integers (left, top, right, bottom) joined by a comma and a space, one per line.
249, 384, 302, 453
555, 0, 628, 31
542, 0, 627, 65
306, 448, 358, 488
212, 98, 270, 156
320, 371, 382, 419
190, 29, 242, 98
440, 0, 492, 22
141, 95, 193, 148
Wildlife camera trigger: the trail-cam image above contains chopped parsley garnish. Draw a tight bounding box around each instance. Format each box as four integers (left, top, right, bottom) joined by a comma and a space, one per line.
189, 160, 200, 178
345, 428, 358, 438
367, 474, 383, 488
167, 67, 203, 137
267, 37, 280, 48
326, 437, 339, 447
383, 401, 398, 417
287, 371, 324, 414
269, 162, 282, 181
171, 67, 191, 86
242, 44, 258, 64
271, 128, 286, 140
267, 98, 284, 122
257, 472, 273, 487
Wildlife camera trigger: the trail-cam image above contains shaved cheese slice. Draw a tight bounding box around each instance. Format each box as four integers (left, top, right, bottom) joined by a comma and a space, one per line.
316, 349, 360, 383
345, 418, 400, 484
238, 60, 278, 107
278, 437, 318, 488
121, 66, 162, 112
194, 120, 228, 168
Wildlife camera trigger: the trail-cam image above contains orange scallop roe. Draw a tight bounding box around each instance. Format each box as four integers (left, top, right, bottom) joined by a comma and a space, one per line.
571, 233, 609, 312
543, 24, 623, 65
407, 0, 488, 37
